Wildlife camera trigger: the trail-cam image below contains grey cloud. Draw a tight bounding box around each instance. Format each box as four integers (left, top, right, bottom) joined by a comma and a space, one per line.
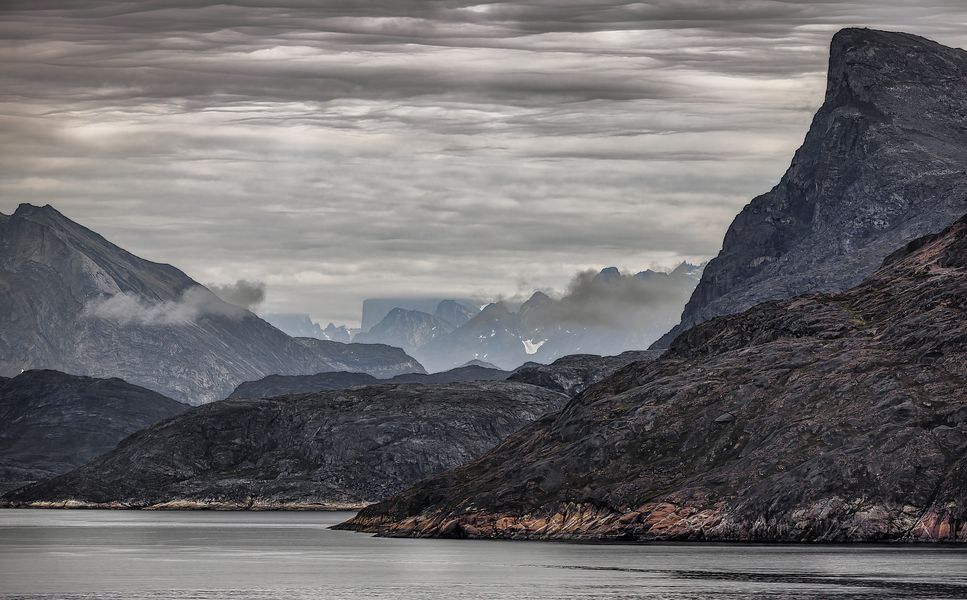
83, 287, 246, 325
2, 2, 966, 326
208, 279, 267, 310
537, 268, 692, 329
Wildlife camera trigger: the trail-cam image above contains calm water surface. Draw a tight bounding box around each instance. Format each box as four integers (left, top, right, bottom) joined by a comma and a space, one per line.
0, 509, 965, 599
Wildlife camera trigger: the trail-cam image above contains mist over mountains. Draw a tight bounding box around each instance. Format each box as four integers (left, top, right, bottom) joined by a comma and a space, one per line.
0, 204, 424, 404
266, 263, 703, 372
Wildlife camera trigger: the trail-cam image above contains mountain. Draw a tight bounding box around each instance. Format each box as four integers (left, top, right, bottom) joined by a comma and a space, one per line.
388, 365, 509, 384
4, 382, 568, 509
417, 302, 527, 371
339, 213, 967, 542
0, 204, 424, 404
433, 300, 478, 330
507, 350, 662, 397
260, 313, 353, 343
228, 364, 511, 399
227, 371, 380, 399
354, 308, 452, 354
360, 298, 479, 332
654, 28, 967, 347
0, 370, 187, 493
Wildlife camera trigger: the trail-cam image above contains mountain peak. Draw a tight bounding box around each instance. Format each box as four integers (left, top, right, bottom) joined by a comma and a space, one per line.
826, 27, 967, 103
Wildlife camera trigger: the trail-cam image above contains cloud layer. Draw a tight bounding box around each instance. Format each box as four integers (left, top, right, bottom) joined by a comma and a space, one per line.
2, 1, 966, 325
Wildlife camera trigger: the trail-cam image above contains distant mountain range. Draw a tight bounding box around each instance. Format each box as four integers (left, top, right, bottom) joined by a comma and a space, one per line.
355, 263, 703, 372
260, 314, 353, 343
0, 204, 424, 404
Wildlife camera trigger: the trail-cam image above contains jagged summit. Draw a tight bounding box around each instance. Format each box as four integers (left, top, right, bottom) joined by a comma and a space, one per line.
653, 28, 967, 348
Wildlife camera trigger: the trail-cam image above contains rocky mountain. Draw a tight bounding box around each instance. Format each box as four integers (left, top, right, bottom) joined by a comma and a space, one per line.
508, 350, 662, 397
339, 213, 967, 542
260, 313, 353, 343
228, 364, 511, 399
354, 308, 452, 354
349, 264, 701, 373
0, 204, 424, 404
654, 28, 967, 348
0, 370, 187, 493
388, 365, 509, 384
433, 300, 478, 330
417, 302, 527, 371
360, 298, 479, 332
3, 382, 568, 509
227, 371, 381, 399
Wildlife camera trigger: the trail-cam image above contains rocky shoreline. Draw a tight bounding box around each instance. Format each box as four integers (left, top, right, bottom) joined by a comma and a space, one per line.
2, 499, 368, 511
339, 500, 966, 543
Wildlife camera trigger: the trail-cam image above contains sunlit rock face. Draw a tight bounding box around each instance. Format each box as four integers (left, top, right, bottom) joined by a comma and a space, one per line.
655, 28, 967, 348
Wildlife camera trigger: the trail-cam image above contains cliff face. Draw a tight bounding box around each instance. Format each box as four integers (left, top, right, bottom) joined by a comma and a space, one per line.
655, 28, 967, 347
0, 370, 187, 493
339, 214, 967, 542
0, 204, 424, 404
3, 381, 567, 509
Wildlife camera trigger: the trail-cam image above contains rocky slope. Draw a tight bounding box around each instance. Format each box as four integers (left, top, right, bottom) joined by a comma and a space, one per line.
508, 350, 662, 397
0, 204, 424, 404
0, 370, 187, 493
228, 364, 510, 399
339, 213, 967, 542
3, 381, 567, 509
655, 28, 967, 348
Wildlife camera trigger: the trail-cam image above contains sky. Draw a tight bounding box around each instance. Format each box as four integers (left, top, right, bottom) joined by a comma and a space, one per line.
2, 1, 966, 327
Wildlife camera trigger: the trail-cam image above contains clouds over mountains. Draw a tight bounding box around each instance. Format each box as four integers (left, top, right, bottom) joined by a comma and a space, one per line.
2, 1, 966, 324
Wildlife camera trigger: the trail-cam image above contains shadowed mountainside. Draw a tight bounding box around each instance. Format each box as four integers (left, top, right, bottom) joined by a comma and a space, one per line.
0, 370, 187, 493
655, 28, 967, 347
3, 381, 568, 509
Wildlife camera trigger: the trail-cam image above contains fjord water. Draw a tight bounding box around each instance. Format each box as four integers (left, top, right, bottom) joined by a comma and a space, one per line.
1, 510, 965, 599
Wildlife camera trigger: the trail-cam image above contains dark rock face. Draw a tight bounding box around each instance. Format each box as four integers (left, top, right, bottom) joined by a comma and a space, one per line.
508, 351, 662, 397
227, 365, 510, 399
655, 28, 967, 348
3, 382, 567, 509
227, 372, 380, 399
340, 214, 967, 542
0, 370, 187, 493
0, 204, 424, 404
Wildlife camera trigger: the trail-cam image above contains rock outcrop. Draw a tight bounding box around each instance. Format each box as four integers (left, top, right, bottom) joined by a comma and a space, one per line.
508, 350, 662, 397
0, 370, 187, 493
227, 364, 511, 399
0, 204, 424, 404
654, 28, 967, 347
3, 381, 567, 509
339, 213, 967, 542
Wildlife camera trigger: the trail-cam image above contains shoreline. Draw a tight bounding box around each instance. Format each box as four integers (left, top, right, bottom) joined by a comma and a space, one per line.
0, 499, 370, 511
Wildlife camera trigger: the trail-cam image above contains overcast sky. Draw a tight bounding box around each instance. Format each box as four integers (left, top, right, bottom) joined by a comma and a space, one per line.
2, 1, 966, 326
